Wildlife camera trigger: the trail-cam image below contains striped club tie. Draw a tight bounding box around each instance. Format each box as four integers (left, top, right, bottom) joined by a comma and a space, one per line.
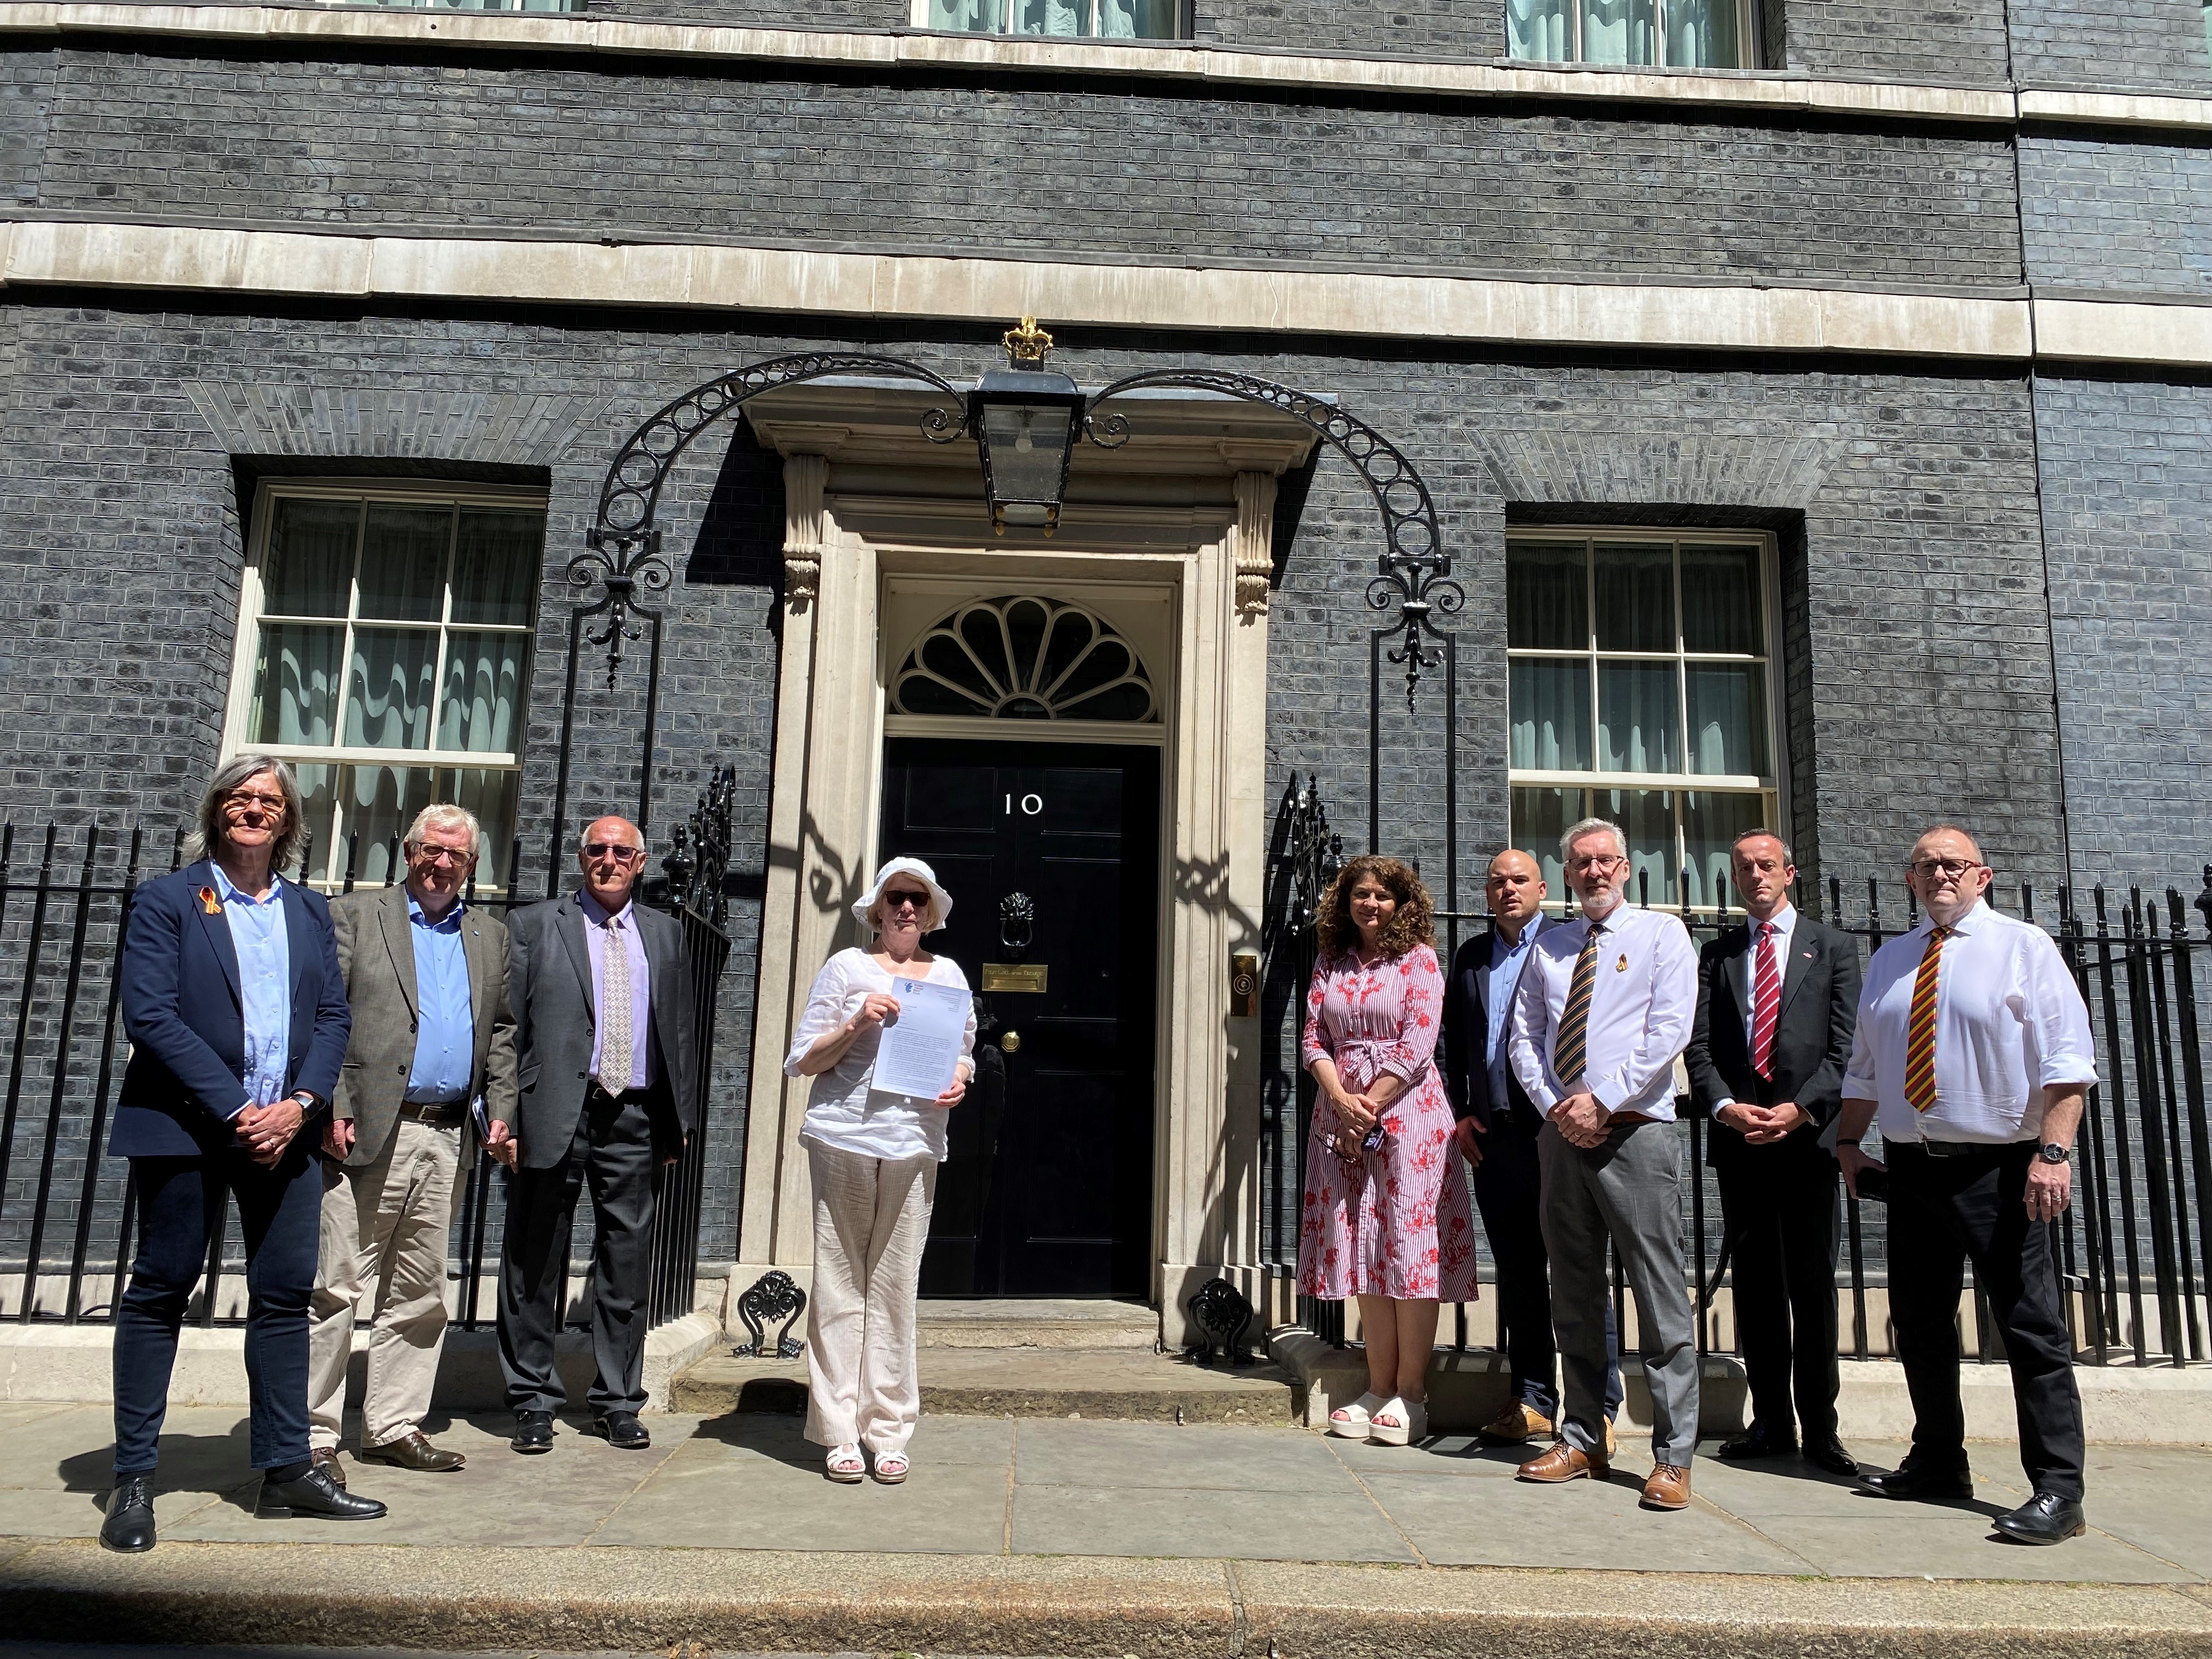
1903, 924, 1949, 1113
1552, 921, 1605, 1087
1750, 921, 1781, 1080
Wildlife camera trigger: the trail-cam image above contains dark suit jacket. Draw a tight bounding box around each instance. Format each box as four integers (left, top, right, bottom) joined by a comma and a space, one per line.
498, 890, 701, 1170
1440, 919, 1548, 1128
112, 860, 351, 1159
330, 882, 520, 1167
1686, 912, 1861, 1166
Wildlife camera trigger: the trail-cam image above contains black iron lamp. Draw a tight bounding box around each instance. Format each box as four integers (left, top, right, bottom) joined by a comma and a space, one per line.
969, 317, 1087, 536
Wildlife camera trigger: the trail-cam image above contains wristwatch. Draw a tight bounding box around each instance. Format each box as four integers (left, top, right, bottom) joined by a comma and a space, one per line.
2037, 1142, 2070, 1164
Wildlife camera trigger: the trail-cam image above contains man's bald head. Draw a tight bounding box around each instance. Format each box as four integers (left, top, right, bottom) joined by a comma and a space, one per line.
578, 815, 647, 908
1486, 847, 1547, 934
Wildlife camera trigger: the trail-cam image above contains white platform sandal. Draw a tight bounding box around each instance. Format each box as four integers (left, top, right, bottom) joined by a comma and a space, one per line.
1328, 1391, 1386, 1438
1368, 1397, 1427, 1447
826, 1443, 865, 1483
871, 1451, 910, 1485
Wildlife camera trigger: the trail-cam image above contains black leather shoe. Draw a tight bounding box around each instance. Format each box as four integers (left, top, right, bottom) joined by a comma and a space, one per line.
1804, 1435, 1860, 1477
584, 1411, 651, 1450
510, 1410, 555, 1454
1858, 1459, 1973, 1501
1717, 1423, 1799, 1462
255, 1464, 388, 1520
1994, 1489, 2087, 1545
99, 1474, 156, 1553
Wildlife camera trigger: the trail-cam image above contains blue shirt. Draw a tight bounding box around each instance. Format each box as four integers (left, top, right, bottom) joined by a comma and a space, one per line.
407, 893, 476, 1103
211, 862, 291, 1118
582, 891, 654, 1092
1484, 913, 1544, 1111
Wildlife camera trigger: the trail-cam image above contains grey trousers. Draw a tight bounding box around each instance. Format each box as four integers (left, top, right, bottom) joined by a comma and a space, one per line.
1537, 1118, 1700, 1467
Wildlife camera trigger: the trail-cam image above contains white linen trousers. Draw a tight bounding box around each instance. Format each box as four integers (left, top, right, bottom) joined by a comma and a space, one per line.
803, 1138, 938, 1455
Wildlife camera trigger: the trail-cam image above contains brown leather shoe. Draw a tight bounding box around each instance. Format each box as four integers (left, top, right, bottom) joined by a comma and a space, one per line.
357, 1430, 466, 1472
1516, 1441, 1607, 1482
1479, 1402, 1554, 1444
1641, 1463, 1692, 1511
309, 1447, 346, 1488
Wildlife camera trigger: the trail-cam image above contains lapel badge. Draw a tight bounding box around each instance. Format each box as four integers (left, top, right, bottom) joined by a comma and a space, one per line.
197, 885, 221, 916
1615, 953, 1628, 973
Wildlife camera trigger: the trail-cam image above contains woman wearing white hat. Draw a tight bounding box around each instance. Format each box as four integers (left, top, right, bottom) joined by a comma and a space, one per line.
784, 856, 976, 1484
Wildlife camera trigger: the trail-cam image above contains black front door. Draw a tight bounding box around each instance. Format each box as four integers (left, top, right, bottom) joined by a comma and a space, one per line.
879, 737, 1159, 1298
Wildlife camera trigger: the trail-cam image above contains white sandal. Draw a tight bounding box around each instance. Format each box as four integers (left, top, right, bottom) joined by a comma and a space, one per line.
871, 1451, 909, 1485
825, 1443, 865, 1483
1367, 1397, 1427, 1447
1328, 1391, 1386, 1438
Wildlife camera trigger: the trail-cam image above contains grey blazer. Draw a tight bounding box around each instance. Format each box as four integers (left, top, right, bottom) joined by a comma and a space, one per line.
330, 882, 519, 1167
498, 890, 701, 1170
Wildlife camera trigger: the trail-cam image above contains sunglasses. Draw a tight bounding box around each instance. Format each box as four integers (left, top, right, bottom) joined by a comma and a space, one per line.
881, 889, 931, 911
584, 843, 645, 864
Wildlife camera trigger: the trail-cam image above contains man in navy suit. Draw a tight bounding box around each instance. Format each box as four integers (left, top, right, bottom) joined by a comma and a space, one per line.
1685, 828, 1862, 1475
102, 754, 385, 1553
1441, 849, 1621, 1449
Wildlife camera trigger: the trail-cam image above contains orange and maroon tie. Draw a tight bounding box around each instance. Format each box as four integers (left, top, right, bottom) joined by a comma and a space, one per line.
1903, 925, 1949, 1113
1553, 921, 1604, 1086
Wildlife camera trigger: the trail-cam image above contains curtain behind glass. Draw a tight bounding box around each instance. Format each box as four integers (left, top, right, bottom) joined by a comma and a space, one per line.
441, 634, 527, 753
452, 510, 541, 627
1685, 663, 1765, 775
251, 623, 342, 746
1600, 788, 1676, 904
1683, 791, 1767, 911
359, 506, 451, 622
1012, 0, 1084, 35
341, 766, 435, 887
1097, 0, 1173, 34
1679, 542, 1758, 652
1594, 542, 1672, 650
263, 499, 355, 618
1509, 540, 1588, 648
1512, 787, 1576, 895
1511, 660, 1592, 771
1581, 0, 1654, 63
930, 0, 1001, 27
1663, 0, 1739, 65
347, 629, 437, 750
1598, 661, 1678, 773
1506, 0, 1571, 58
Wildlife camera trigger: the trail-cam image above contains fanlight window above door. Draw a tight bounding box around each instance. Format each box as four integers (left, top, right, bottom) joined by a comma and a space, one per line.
893, 596, 1158, 723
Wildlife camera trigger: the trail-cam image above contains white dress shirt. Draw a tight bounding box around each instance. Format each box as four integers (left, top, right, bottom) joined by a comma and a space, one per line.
1713, 904, 1797, 1116
1842, 900, 2097, 1146
1509, 902, 1700, 1122
784, 947, 978, 1162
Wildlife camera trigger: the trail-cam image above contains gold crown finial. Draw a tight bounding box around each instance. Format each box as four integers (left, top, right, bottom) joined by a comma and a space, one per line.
1003, 315, 1053, 366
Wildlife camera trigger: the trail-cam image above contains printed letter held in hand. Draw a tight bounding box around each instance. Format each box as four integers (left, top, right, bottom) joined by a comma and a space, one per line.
872, 976, 971, 1100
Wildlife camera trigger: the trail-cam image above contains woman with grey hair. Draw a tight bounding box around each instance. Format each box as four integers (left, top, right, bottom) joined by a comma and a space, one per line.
785, 856, 976, 1485
99, 753, 381, 1552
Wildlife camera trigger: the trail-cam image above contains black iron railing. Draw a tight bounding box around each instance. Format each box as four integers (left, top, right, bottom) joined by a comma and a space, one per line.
1262, 779, 2212, 1370
0, 768, 734, 1336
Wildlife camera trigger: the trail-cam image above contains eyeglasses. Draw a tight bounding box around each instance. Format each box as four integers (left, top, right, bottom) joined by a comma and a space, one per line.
583, 843, 645, 864
1568, 855, 1626, 872
881, 890, 930, 911
1910, 857, 1982, 878
222, 791, 287, 814
410, 845, 475, 867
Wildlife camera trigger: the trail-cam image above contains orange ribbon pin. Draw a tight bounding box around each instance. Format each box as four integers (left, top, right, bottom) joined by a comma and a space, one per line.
198, 885, 220, 916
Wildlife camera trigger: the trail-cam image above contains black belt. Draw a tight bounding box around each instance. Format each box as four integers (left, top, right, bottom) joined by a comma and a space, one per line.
586, 1083, 649, 1106
1910, 1138, 2027, 1159
397, 1099, 466, 1125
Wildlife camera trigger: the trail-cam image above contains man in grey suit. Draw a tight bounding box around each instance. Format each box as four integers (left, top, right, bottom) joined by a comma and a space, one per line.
310, 804, 517, 1480
489, 814, 699, 1455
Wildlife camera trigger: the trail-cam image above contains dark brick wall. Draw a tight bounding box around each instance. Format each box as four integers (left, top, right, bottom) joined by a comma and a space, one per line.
2035, 375, 2212, 887
0, 46, 48, 209
2023, 137, 2212, 299
13, 49, 2024, 287
2011, 0, 2209, 94
1774, 1, 2010, 83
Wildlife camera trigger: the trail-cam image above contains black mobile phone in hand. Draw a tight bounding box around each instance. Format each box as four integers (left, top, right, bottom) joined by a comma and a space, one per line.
1853, 1164, 1891, 1205
1361, 1121, 1389, 1155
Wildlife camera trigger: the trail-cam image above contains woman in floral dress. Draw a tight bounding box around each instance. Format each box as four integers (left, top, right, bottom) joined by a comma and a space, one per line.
1297, 855, 1477, 1446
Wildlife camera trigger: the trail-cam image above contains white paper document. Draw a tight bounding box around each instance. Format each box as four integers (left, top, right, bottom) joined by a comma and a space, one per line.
871, 975, 972, 1101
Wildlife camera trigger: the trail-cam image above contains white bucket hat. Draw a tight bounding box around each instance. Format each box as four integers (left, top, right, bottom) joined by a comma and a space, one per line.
853, 856, 954, 934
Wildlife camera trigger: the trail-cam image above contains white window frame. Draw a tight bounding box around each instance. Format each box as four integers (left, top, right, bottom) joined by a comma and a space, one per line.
221, 477, 546, 892
1508, 0, 1760, 70
1505, 524, 1789, 912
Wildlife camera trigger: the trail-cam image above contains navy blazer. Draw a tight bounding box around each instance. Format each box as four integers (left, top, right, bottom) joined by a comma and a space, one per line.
1439, 921, 1546, 1128
110, 860, 352, 1159
1685, 913, 1861, 1166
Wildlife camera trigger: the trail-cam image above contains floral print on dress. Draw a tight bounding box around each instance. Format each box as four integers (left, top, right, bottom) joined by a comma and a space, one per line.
1295, 943, 1478, 1302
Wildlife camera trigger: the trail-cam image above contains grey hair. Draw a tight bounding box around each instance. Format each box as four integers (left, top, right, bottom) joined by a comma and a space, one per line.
1731, 826, 1795, 864
185, 753, 308, 872
405, 803, 483, 860
1559, 816, 1627, 863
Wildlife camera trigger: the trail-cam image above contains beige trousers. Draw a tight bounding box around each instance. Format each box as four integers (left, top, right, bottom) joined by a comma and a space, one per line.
307, 1118, 465, 1449
803, 1139, 938, 1455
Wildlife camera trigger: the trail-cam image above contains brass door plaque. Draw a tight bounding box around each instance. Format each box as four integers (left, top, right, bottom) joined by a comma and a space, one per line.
981, 962, 1048, 994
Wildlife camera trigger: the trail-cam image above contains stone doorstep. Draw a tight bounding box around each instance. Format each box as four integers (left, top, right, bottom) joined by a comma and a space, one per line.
675, 1346, 1303, 1423
916, 1296, 1161, 1350
1271, 1329, 2212, 1443
3, 1542, 2210, 1659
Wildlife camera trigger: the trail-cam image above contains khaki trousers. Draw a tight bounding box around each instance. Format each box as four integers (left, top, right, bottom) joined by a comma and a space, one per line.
803, 1140, 938, 1456
307, 1119, 465, 1450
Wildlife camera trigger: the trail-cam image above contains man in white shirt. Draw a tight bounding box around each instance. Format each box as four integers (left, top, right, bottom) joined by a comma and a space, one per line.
1508, 817, 1701, 1511
1836, 824, 2096, 1545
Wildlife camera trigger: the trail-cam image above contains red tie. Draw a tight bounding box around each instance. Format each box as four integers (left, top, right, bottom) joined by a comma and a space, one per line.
1750, 922, 1781, 1081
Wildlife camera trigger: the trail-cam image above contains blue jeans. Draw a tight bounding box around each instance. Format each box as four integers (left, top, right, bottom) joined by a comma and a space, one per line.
111, 1144, 321, 1475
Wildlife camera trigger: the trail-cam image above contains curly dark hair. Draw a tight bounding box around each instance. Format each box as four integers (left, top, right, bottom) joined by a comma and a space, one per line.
1315, 855, 1436, 960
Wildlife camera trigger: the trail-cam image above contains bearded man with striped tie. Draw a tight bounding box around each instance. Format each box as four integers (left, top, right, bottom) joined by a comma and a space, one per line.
1836, 825, 2095, 1545
1685, 828, 1861, 1477
1506, 817, 1701, 1511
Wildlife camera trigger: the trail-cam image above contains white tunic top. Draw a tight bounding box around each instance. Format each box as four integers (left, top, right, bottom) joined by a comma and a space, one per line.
784, 947, 978, 1162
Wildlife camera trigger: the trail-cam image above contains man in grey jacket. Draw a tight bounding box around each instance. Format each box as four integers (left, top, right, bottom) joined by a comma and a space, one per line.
489, 815, 699, 1455
310, 804, 517, 1480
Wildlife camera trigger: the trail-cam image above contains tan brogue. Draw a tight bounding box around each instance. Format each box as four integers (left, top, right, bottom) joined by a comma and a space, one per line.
309, 1446, 346, 1488
1641, 1463, 1692, 1510
1515, 1441, 1608, 1483
1479, 1401, 1553, 1444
